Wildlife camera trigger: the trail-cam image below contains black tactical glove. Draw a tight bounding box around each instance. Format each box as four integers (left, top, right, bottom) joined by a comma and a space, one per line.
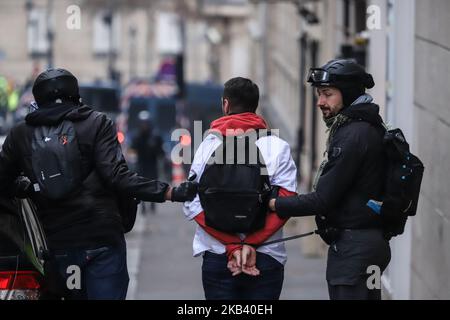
171, 181, 199, 202
315, 227, 341, 246
269, 186, 280, 201
267, 186, 280, 211
315, 215, 340, 245
13, 176, 33, 199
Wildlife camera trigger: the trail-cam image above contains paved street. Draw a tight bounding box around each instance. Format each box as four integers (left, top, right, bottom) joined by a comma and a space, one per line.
126, 201, 328, 300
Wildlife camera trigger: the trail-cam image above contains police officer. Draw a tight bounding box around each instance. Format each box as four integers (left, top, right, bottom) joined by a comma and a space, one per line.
269, 59, 391, 300
0, 68, 197, 299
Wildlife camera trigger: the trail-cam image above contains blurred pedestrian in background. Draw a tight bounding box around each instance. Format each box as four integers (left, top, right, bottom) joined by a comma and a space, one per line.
131, 111, 165, 214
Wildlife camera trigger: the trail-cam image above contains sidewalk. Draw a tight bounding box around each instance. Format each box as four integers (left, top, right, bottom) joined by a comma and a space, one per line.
281, 222, 328, 299
131, 202, 204, 299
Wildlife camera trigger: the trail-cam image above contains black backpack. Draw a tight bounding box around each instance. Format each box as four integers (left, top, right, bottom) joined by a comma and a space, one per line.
198, 131, 272, 233
30, 113, 139, 232
31, 120, 83, 200
379, 127, 424, 238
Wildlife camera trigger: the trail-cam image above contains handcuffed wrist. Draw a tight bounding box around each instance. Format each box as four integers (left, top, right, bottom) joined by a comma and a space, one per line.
226, 244, 242, 261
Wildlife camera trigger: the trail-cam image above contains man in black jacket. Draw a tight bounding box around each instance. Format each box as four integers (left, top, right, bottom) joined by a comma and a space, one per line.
269, 59, 391, 300
0, 68, 197, 299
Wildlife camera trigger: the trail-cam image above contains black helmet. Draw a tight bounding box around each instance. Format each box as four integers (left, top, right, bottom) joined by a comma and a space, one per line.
307, 59, 375, 106
307, 59, 374, 89
32, 68, 81, 108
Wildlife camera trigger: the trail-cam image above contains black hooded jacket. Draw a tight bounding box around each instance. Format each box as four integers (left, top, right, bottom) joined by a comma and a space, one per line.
276, 103, 386, 229
0, 104, 169, 250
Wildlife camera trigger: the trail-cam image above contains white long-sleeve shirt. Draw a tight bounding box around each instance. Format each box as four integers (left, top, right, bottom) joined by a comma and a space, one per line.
183, 133, 297, 265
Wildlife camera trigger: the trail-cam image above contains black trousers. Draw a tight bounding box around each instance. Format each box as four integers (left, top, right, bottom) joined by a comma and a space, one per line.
328, 281, 381, 300
326, 229, 391, 300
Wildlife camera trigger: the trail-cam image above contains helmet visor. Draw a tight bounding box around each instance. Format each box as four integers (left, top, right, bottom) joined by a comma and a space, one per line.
307, 68, 330, 84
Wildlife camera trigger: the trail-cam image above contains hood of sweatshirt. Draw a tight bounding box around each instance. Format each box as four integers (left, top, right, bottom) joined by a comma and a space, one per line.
340, 102, 384, 127
210, 112, 268, 136
25, 103, 94, 126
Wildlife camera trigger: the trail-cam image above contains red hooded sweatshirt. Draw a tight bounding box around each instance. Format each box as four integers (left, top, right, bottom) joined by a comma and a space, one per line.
193, 112, 296, 260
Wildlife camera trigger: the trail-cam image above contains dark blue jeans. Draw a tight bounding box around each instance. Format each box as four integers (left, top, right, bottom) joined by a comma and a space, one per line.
52, 236, 129, 300
202, 251, 284, 300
